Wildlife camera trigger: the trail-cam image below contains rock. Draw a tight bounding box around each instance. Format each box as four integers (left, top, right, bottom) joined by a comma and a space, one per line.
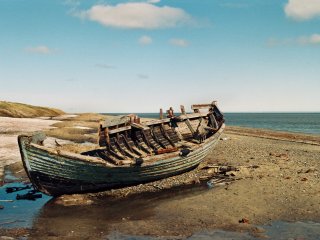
250, 165, 260, 169
226, 171, 237, 177
305, 167, 317, 173
0, 237, 15, 240
191, 176, 200, 184
239, 218, 249, 224
269, 152, 288, 159
206, 180, 215, 189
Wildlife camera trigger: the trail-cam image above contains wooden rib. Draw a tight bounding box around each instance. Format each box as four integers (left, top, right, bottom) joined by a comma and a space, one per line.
122, 134, 145, 156
134, 131, 152, 154
143, 129, 162, 150
152, 126, 171, 148
96, 151, 120, 165
109, 138, 127, 159
114, 136, 136, 159
160, 124, 175, 147
163, 125, 180, 143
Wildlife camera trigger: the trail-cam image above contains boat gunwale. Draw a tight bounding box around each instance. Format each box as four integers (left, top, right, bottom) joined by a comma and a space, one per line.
23, 123, 225, 169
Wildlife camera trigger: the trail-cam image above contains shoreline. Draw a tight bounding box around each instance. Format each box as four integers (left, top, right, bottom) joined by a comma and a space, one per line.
0, 115, 319, 181
226, 126, 320, 145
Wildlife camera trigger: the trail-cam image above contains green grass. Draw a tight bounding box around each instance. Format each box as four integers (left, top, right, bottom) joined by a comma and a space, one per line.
0, 101, 64, 118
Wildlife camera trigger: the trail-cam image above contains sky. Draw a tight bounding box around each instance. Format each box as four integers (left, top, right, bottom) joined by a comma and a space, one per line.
0, 0, 320, 113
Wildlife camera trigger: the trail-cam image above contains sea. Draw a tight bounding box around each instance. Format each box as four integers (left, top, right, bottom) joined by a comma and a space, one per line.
105, 112, 320, 135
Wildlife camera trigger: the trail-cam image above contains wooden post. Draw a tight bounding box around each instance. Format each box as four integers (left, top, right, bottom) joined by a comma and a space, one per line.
160, 108, 163, 120
208, 113, 218, 130
105, 127, 110, 146
180, 105, 195, 135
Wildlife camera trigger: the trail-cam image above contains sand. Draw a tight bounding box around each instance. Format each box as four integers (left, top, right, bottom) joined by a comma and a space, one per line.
29, 129, 320, 239
96, 132, 320, 237
0, 117, 61, 173
0, 117, 319, 239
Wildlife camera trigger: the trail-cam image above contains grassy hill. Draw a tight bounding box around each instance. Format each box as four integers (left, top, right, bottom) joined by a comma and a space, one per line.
0, 101, 64, 118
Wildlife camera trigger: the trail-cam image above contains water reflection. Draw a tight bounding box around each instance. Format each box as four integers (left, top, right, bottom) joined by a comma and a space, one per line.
31, 184, 209, 238
0, 181, 51, 229
1, 168, 320, 239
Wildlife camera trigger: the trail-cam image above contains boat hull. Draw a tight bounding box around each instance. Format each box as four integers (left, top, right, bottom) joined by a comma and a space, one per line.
18, 124, 224, 196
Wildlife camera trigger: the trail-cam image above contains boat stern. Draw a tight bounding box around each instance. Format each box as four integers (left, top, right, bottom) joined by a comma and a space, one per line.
17, 132, 47, 193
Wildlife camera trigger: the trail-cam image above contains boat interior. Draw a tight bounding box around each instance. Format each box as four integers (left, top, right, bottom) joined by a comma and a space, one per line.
81, 103, 224, 166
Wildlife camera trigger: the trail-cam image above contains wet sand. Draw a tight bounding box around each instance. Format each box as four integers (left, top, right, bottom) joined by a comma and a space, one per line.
0, 117, 320, 239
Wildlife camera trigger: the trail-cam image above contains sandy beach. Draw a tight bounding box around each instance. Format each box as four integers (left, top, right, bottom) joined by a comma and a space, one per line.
0, 116, 319, 239
35, 129, 319, 239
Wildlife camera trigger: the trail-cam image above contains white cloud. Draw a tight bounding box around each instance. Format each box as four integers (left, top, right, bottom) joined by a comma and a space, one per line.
310, 34, 320, 43
285, 0, 320, 20
147, 0, 160, 3
267, 34, 320, 47
25, 46, 56, 55
139, 35, 153, 45
169, 38, 188, 47
298, 34, 320, 44
79, 2, 191, 29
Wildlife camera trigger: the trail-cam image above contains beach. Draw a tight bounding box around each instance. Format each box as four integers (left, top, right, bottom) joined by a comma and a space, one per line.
0, 116, 319, 239
0, 117, 61, 181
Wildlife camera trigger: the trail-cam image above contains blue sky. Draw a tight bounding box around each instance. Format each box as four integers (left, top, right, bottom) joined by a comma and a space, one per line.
0, 0, 320, 113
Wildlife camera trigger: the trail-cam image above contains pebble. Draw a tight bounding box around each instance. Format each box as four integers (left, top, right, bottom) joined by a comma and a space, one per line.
0, 237, 15, 240
305, 167, 317, 173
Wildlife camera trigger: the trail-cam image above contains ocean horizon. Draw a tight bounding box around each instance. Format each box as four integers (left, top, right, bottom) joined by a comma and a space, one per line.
102, 112, 320, 135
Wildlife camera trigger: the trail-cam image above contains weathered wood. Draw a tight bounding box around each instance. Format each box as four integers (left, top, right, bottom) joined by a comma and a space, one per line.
163, 125, 181, 143
160, 125, 176, 147
145, 118, 170, 126
205, 126, 218, 132
149, 127, 166, 149
155, 147, 178, 155
177, 112, 207, 121
191, 102, 216, 110
108, 125, 131, 135
160, 108, 163, 120
131, 122, 150, 130
17, 100, 226, 196
152, 126, 171, 148
208, 113, 218, 129
135, 135, 152, 154
123, 134, 144, 156
180, 105, 195, 135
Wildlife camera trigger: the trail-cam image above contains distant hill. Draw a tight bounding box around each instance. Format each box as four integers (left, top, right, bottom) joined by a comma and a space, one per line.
0, 101, 64, 118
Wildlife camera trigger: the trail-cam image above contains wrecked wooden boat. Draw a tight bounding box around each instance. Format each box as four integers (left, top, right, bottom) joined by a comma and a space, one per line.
18, 101, 225, 196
